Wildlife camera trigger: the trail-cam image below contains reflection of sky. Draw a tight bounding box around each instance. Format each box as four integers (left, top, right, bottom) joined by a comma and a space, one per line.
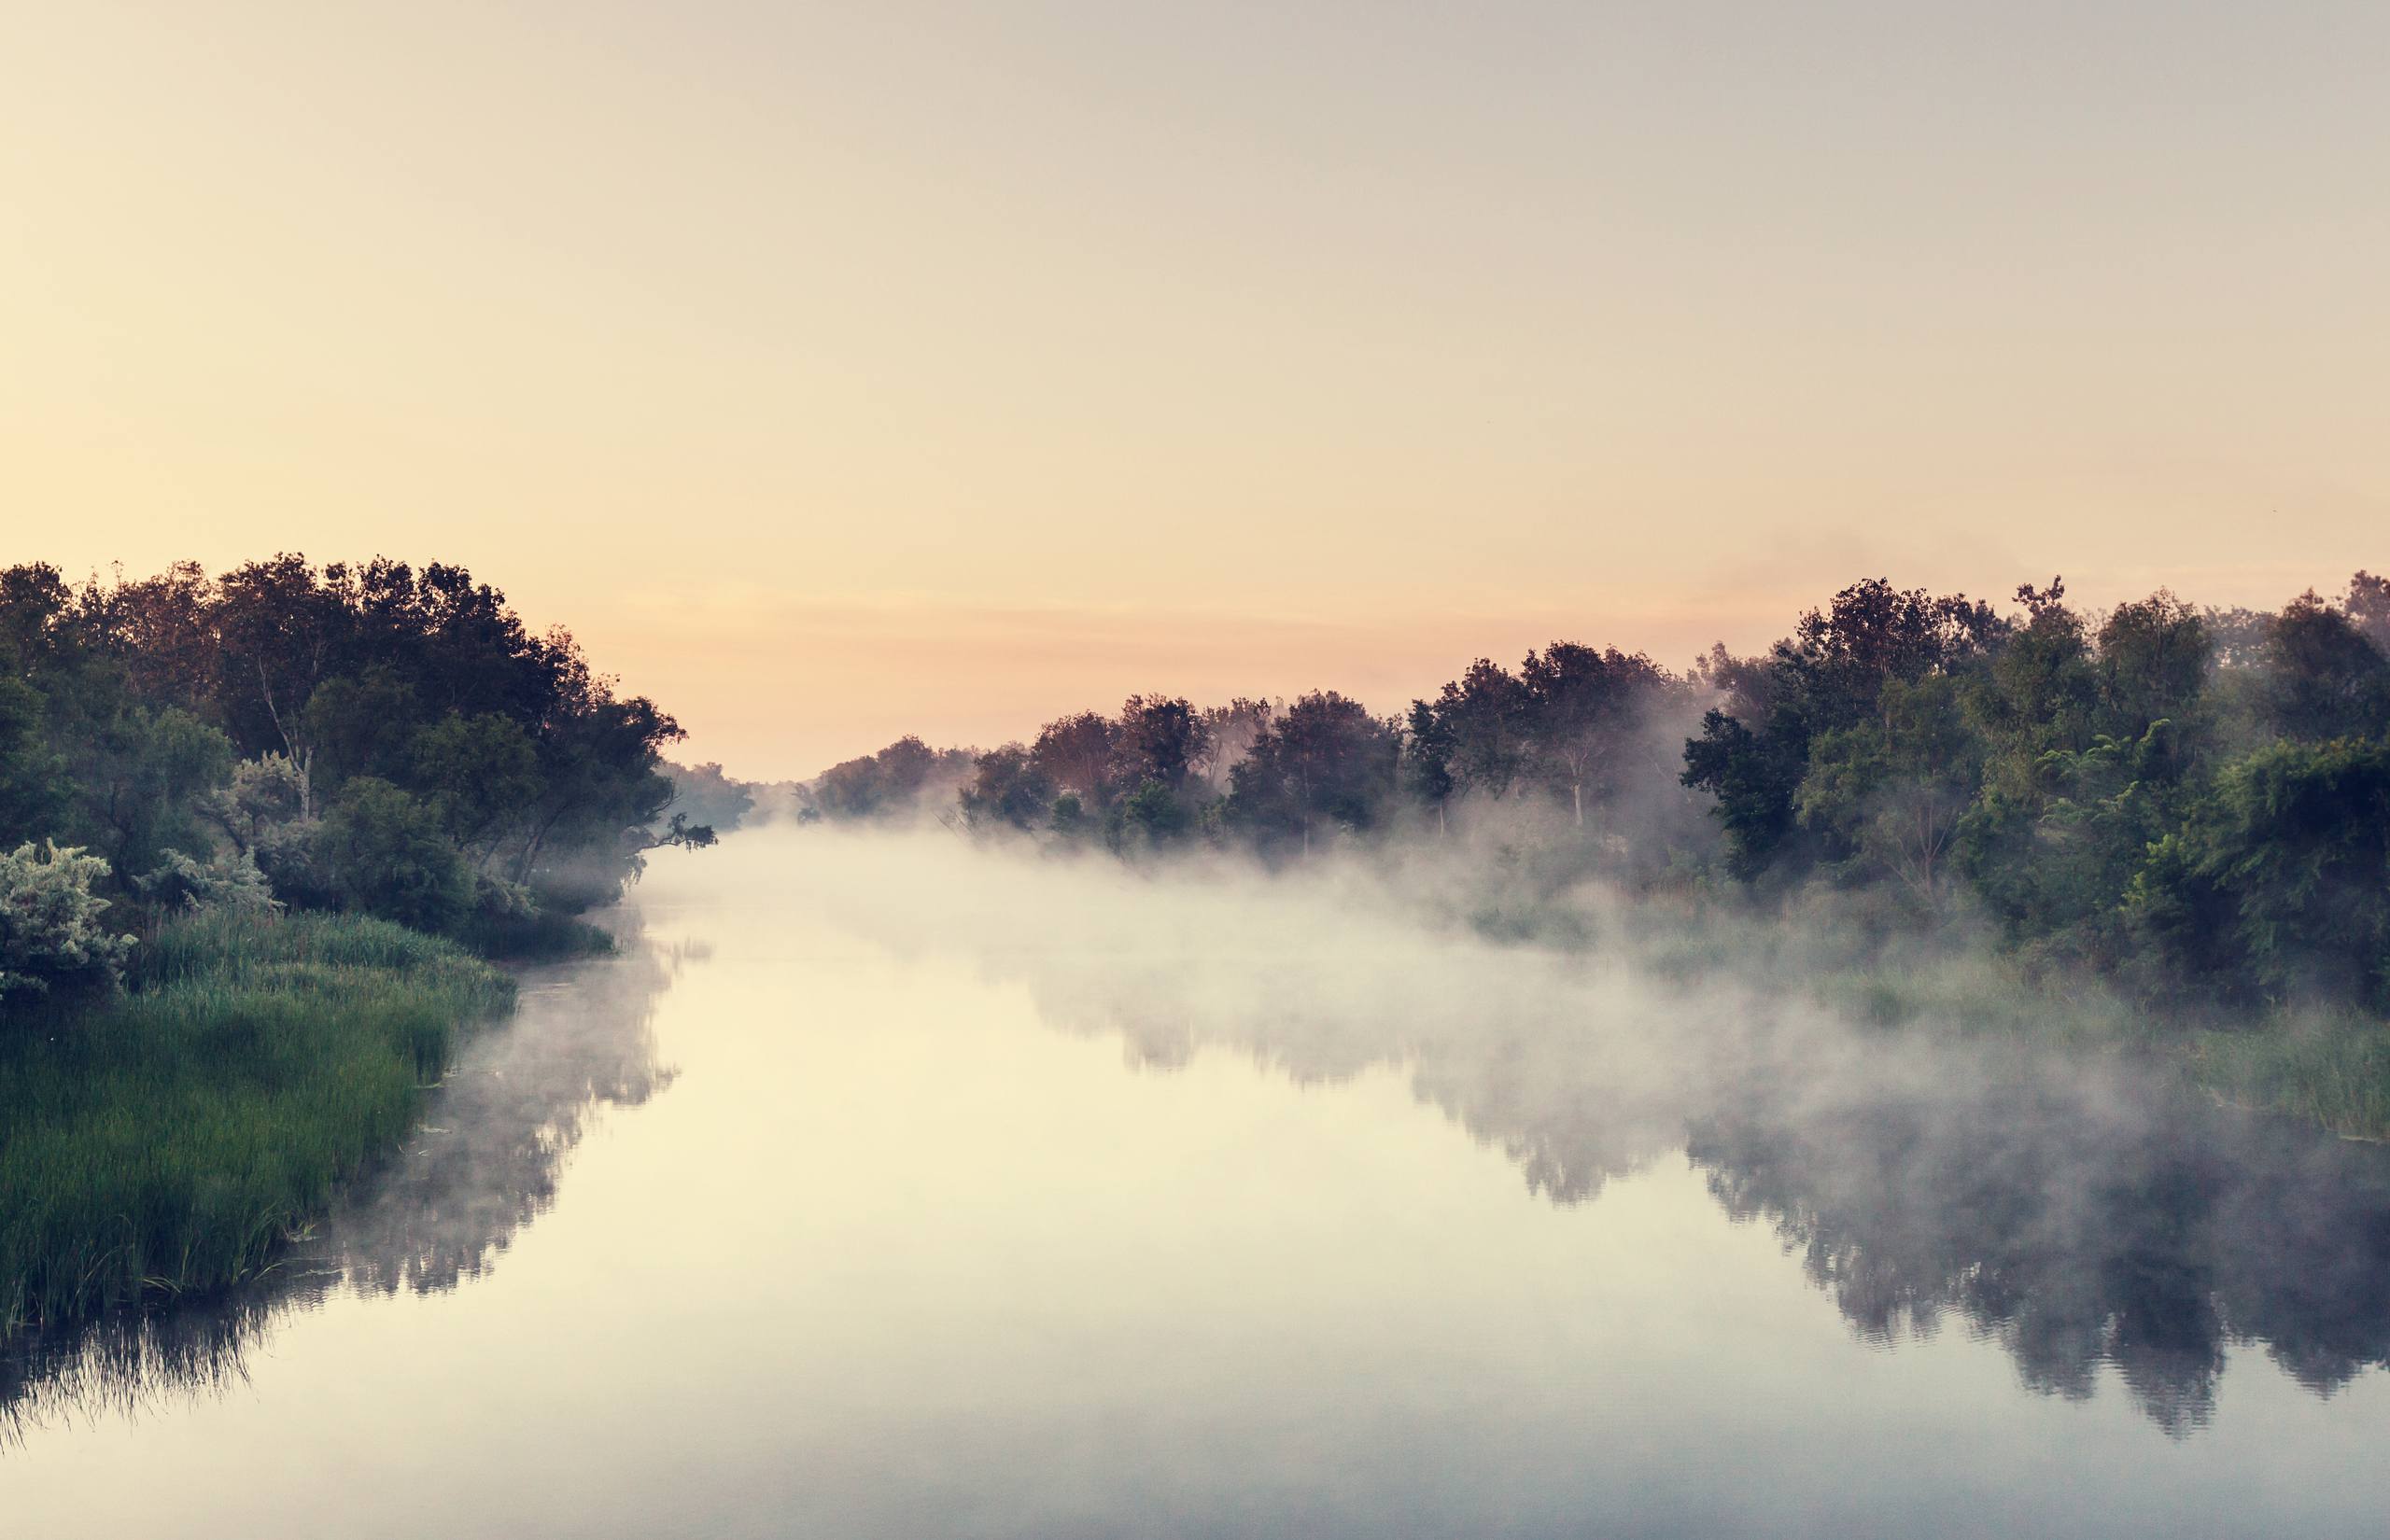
7, 836, 2389, 1538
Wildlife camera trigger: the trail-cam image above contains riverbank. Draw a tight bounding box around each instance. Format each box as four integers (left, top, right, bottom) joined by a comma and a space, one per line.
1728, 934, 2390, 1141
1455, 874, 2390, 1142
0, 912, 514, 1337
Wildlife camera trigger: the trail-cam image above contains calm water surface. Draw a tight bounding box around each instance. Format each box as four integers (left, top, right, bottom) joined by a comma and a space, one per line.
6, 833, 2388, 1537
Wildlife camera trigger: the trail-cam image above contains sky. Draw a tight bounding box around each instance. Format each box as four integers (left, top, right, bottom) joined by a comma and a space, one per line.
5, 1, 2384, 778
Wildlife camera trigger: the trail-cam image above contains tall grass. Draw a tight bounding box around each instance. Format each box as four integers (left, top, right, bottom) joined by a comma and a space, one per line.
0, 911, 513, 1337
2191, 1016, 2390, 1141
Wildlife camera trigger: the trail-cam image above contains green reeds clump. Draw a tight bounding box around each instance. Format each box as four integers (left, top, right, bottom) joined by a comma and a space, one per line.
2190, 1015, 2390, 1142
0, 911, 513, 1337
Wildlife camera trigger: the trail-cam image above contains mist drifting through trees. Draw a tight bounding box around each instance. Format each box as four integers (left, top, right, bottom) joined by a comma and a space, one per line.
780, 571, 2390, 1028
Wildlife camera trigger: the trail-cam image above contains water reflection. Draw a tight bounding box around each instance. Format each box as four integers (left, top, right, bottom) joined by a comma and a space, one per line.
1691, 1058, 2390, 1435
0, 925, 686, 1440
1012, 943, 2390, 1435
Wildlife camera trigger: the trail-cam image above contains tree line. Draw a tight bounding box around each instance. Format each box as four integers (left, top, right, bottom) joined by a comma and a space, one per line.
806, 572, 2390, 1013
1, 556, 704, 1001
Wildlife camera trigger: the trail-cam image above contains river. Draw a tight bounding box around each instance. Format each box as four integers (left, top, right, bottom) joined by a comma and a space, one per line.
6, 828, 2388, 1537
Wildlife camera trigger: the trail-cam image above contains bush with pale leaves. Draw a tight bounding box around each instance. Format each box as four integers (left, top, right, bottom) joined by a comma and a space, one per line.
0, 842, 136, 1003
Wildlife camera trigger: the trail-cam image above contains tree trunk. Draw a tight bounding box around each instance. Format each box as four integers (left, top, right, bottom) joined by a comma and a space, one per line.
1572, 781, 1583, 828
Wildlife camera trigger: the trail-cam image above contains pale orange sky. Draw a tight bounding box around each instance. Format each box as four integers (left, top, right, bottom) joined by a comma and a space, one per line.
5, 2, 2383, 777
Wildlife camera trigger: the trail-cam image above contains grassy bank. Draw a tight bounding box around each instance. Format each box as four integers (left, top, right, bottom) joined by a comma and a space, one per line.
1777, 946, 2390, 1139
2190, 1018, 2390, 1141
1473, 880, 2390, 1141
0, 911, 513, 1337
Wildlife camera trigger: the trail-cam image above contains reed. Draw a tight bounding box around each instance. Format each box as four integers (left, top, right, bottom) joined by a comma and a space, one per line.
0, 911, 513, 1337
2191, 1016, 2390, 1142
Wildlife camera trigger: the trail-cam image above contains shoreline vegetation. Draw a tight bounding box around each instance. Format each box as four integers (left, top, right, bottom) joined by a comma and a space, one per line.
0, 911, 512, 1338
0, 554, 712, 1342
5, 552, 2386, 1339
748, 569, 2390, 1140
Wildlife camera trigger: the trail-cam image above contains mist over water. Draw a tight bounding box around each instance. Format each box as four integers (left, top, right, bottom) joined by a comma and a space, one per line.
770, 826, 2390, 1436
7, 827, 2389, 1537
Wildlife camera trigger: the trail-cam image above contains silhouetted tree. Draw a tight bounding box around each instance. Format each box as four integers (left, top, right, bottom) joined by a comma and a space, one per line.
1112, 695, 1210, 792
1030, 711, 1118, 808
961, 743, 1057, 832
1229, 692, 1399, 855
1519, 642, 1676, 827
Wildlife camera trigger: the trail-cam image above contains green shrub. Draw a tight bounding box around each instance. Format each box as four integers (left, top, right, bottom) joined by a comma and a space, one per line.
0, 842, 134, 1005
316, 778, 472, 932
134, 846, 282, 917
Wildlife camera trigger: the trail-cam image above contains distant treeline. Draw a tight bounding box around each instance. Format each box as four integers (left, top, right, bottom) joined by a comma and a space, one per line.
1, 556, 705, 1000
799, 573, 2390, 1013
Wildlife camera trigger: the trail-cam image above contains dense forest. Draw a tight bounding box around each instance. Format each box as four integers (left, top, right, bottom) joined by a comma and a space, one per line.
0, 556, 707, 1002
806, 573, 2390, 1015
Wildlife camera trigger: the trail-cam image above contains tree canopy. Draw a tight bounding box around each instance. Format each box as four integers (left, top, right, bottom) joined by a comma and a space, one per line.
0, 555, 695, 972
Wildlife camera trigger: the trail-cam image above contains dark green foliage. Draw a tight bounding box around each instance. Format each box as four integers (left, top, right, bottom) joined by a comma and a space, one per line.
1229, 692, 1400, 853
1412, 659, 1531, 800
0, 555, 696, 957
1402, 696, 1457, 816
447, 905, 616, 961
408, 712, 540, 854
75, 706, 235, 880
1794, 674, 1980, 907
2131, 740, 2390, 1009
1681, 580, 2007, 880
1682, 707, 1808, 880
1671, 571, 2390, 1011
1111, 779, 1194, 851
960, 743, 1056, 832
2094, 593, 2209, 743
1029, 711, 1118, 807
316, 779, 473, 932
0, 677, 67, 845
1112, 695, 1209, 792
2259, 593, 2390, 744
301, 665, 420, 785
1519, 643, 1679, 826
0, 911, 513, 1336
818, 568, 2390, 1025
0, 555, 685, 1344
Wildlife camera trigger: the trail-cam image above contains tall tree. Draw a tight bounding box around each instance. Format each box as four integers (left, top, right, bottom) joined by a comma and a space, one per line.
1031, 711, 1119, 807
1415, 659, 1531, 800
1191, 697, 1273, 795
1519, 642, 1675, 827
2259, 591, 2390, 743
1112, 695, 1211, 792
1229, 692, 1399, 855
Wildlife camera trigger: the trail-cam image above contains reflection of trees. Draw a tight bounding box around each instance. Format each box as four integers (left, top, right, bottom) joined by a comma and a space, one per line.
325, 937, 685, 1298
2, 931, 686, 1440
1689, 1056, 2390, 1435
1013, 940, 2390, 1435
1028, 946, 1706, 1209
